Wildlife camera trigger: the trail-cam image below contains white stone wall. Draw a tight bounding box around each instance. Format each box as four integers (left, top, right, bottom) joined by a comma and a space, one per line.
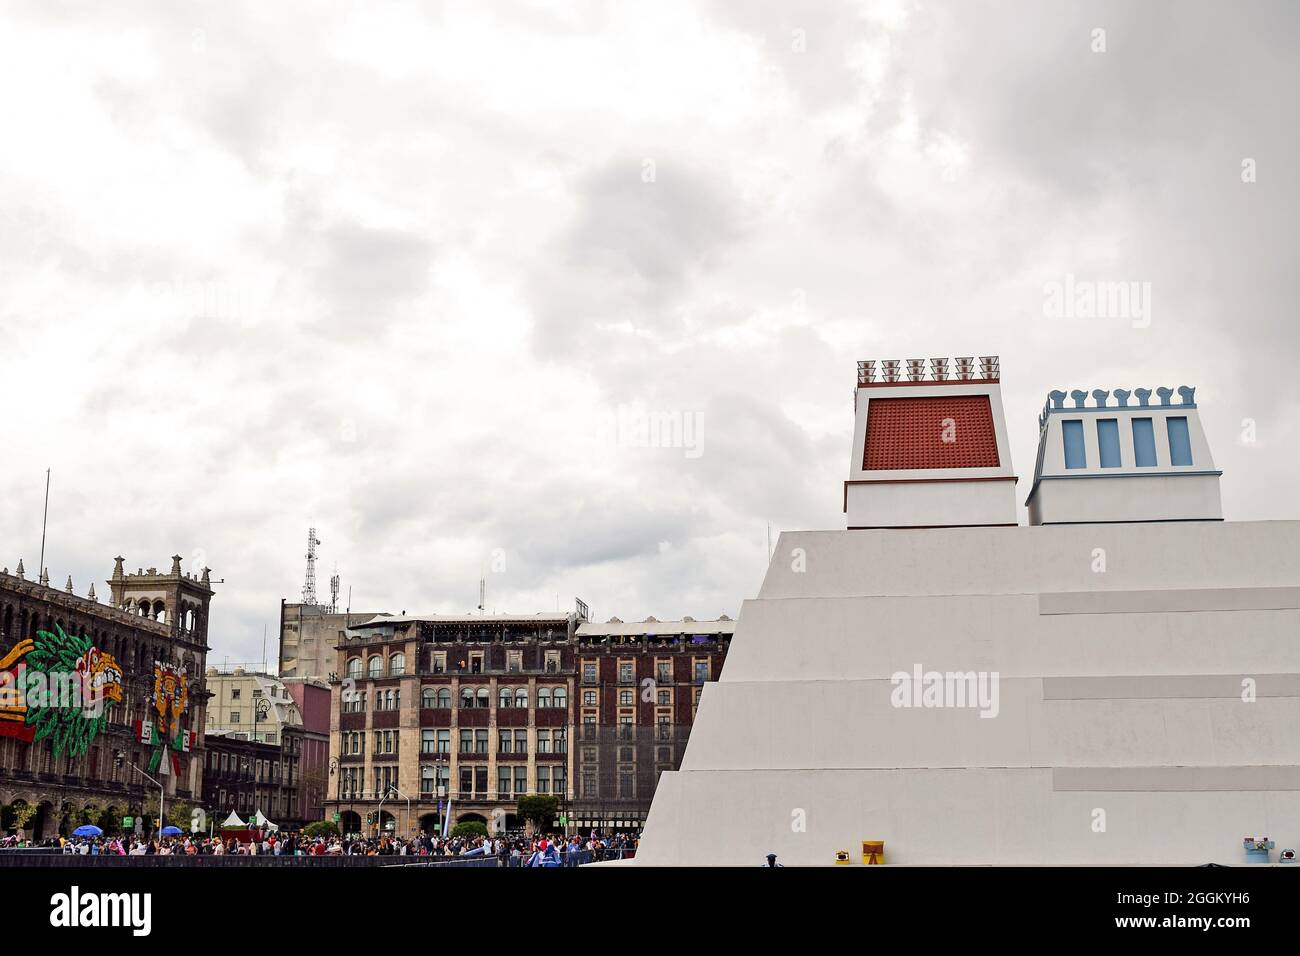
636, 522, 1300, 865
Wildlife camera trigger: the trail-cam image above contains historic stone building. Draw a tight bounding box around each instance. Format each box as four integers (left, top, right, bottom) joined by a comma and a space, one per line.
0, 555, 212, 840
323, 609, 732, 838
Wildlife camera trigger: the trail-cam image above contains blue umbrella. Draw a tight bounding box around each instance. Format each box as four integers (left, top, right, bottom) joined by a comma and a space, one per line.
160, 826, 183, 836
72, 825, 102, 838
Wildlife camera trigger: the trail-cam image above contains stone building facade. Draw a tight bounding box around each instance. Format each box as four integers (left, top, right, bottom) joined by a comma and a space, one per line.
0, 555, 212, 840
323, 610, 732, 838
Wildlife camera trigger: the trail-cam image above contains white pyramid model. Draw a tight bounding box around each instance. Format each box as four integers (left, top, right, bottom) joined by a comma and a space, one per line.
637, 358, 1300, 865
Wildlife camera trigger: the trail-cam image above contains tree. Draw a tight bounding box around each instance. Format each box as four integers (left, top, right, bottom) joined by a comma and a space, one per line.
303, 820, 339, 839
516, 794, 560, 832
450, 821, 488, 840
11, 803, 37, 838
142, 796, 192, 833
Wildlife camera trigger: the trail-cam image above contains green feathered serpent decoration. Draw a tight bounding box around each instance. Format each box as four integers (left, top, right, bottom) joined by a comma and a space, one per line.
22, 624, 123, 759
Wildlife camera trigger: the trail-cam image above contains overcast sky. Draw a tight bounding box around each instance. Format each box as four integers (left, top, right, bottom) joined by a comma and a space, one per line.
1, 0, 1296, 667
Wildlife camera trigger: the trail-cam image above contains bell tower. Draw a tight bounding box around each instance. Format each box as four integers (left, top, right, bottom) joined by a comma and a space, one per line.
109, 554, 215, 649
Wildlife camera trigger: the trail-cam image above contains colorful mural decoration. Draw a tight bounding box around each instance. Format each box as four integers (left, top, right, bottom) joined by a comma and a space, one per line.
0, 624, 123, 757
135, 661, 193, 776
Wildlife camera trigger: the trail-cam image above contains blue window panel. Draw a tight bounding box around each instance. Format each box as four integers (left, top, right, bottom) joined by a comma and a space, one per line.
1097, 419, 1121, 468
1167, 416, 1193, 466
1062, 419, 1086, 469
1133, 417, 1157, 466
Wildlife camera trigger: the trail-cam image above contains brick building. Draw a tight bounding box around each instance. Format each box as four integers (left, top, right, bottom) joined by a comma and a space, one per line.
571, 617, 732, 833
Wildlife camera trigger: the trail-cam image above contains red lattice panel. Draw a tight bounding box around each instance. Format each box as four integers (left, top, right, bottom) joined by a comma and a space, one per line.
862, 395, 1000, 470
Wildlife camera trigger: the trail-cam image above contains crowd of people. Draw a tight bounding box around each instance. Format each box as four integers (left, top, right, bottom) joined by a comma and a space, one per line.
3, 828, 640, 865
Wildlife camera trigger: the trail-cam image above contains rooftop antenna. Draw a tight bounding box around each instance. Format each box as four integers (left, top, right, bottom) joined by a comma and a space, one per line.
38, 469, 50, 587
329, 566, 340, 614
302, 527, 322, 605
478, 575, 486, 615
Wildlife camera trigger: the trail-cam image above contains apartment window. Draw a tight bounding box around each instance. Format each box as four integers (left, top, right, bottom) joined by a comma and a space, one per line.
538, 687, 551, 708
499, 687, 513, 708
657, 690, 670, 706
1167, 416, 1193, 466
507, 650, 522, 673
459, 730, 473, 754
1097, 418, 1121, 468
469, 653, 483, 674
368, 656, 382, 678
437, 729, 450, 754
437, 688, 451, 708
432, 651, 446, 674
499, 730, 513, 754
582, 773, 597, 798
460, 688, 475, 709
618, 773, 635, 798
514, 730, 527, 755
1133, 417, 1157, 466
553, 767, 566, 795
514, 688, 528, 708
231, 688, 241, 700
1062, 419, 1086, 469
537, 766, 550, 794
553, 687, 567, 708
498, 767, 511, 797
693, 661, 709, 683
514, 766, 527, 795
582, 663, 598, 685
618, 714, 634, 740
389, 652, 405, 676
422, 766, 436, 796
537, 729, 551, 754
544, 650, 561, 673
229, 711, 240, 723
421, 729, 436, 754
656, 662, 671, 684
346, 657, 361, 678
554, 728, 566, 754
422, 687, 436, 708
618, 661, 634, 684
460, 767, 473, 797
475, 729, 489, 754
619, 689, 633, 706
477, 688, 490, 708
583, 690, 596, 706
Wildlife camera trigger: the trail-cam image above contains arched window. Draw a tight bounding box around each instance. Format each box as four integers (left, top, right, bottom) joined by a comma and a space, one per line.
389, 653, 405, 676
514, 688, 528, 708
476, 688, 489, 708
437, 688, 451, 708
347, 658, 362, 679
499, 687, 513, 708
367, 656, 382, 678
385, 689, 396, 710
553, 687, 568, 709
422, 687, 436, 709
537, 688, 551, 708
460, 687, 474, 709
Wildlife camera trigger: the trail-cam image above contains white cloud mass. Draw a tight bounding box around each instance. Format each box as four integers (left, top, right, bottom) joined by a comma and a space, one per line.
1, 0, 1296, 664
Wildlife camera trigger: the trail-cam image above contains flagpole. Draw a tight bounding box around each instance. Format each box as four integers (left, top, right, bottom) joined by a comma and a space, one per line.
38, 469, 50, 584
